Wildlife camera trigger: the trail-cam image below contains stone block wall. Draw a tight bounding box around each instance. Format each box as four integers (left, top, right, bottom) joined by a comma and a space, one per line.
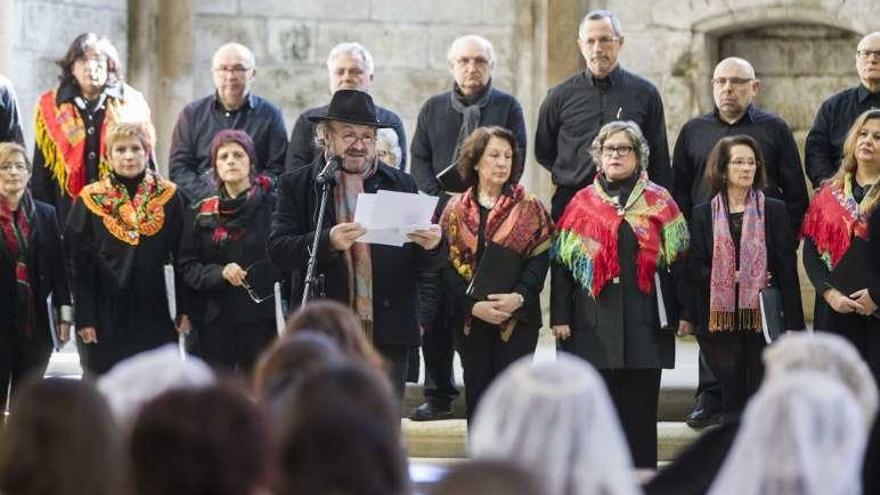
5, 0, 129, 148
192, 0, 527, 162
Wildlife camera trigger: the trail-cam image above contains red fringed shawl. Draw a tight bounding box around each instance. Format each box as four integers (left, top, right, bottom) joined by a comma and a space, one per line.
552, 172, 689, 297
800, 174, 876, 270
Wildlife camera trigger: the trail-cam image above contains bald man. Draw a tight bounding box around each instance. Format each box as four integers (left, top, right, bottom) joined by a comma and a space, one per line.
169, 43, 288, 202
672, 57, 808, 233
806, 32, 880, 188
671, 57, 808, 429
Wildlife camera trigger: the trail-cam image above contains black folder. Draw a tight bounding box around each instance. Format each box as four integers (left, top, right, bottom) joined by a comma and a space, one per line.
828, 238, 880, 319
435, 161, 467, 193
466, 242, 524, 300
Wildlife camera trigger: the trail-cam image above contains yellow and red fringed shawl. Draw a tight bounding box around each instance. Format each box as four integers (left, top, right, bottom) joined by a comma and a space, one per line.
552, 172, 689, 298
34, 87, 152, 198
441, 184, 554, 340
79, 172, 177, 246
800, 173, 879, 270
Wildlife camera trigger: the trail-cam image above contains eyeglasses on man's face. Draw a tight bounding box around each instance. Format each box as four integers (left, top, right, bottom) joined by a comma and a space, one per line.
213, 65, 252, 75
857, 49, 880, 60
454, 56, 490, 67
711, 77, 753, 87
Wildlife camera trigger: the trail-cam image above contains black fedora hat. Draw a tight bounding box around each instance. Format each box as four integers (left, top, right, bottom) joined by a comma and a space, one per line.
308, 89, 394, 128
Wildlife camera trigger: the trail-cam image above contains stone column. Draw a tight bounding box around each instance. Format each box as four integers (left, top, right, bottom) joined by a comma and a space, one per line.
0, 0, 13, 74
128, 0, 193, 175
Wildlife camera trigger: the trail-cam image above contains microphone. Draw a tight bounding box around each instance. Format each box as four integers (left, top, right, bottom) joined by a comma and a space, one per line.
316, 156, 341, 185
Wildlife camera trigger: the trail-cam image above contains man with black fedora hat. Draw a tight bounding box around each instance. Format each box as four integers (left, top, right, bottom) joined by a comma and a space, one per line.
267, 89, 443, 398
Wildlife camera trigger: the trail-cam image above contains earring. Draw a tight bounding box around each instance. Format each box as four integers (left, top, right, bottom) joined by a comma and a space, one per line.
474, 166, 479, 171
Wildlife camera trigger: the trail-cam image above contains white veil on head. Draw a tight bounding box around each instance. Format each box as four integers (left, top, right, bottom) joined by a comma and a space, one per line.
469, 354, 640, 495
97, 344, 215, 427
763, 331, 878, 425
708, 371, 867, 495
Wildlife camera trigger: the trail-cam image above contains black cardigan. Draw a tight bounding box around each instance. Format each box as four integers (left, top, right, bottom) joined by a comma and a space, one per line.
685, 197, 804, 334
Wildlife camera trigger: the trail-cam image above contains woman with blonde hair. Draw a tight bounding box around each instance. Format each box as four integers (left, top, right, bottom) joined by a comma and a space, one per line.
802, 108, 880, 382
66, 122, 187, 374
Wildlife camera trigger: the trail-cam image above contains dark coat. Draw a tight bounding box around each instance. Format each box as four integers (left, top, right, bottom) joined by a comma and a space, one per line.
179, 190, 279, 326
65, 183, 185, 374
685, 197, 805, 335
0, 200, 70, 349
267, 156, 444, 347
551, 221, 678, 370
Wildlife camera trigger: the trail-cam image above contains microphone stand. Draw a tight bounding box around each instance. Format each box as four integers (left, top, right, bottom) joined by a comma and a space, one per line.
301, 160, 337, 307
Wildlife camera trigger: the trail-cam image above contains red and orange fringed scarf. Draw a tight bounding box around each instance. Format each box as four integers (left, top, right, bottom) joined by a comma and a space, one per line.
441, 184, 554, 340
552, 172, 689, 298
79, 171, 177, 246
34, 87, 151, 198
801, 173, 880, 270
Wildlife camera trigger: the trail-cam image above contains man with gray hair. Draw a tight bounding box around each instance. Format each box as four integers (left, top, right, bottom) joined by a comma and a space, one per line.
806, 31, 880, 188
169, 42, 288, 202
408, 34, 526, 421
285, 42, 406, 171
536, 9, 670, 220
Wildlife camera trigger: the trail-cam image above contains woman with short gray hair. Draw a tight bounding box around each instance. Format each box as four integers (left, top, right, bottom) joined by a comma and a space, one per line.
551, 120, 689, 468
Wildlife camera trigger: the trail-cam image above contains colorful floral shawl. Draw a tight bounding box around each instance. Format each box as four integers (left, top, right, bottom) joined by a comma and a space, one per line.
441, 184, 554, 340
552, 172, 689, 297
79, 171, 177, 246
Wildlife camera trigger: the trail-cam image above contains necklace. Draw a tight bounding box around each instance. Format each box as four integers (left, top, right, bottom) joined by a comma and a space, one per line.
477, 191, 498, 209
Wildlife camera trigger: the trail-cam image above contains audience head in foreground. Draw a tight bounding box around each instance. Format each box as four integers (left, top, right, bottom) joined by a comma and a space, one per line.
469, 354, 640, 495
274, 361, 407, 495
0, 378, 127, 495
708, 371, 867, 495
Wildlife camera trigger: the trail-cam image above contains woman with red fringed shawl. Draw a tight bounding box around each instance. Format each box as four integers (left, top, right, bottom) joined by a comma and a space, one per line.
802, 108, 880, 382
440, 126, 553, 420
550, 120, 689, 469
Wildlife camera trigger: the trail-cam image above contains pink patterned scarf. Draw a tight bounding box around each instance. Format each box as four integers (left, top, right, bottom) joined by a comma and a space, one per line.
709, 190, 768, 332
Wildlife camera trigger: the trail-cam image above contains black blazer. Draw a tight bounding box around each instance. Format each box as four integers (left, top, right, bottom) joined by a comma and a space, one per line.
0, 199, 70, 339
267, 156, 444, 347
179, 191, 279, 325
685, 196, 804, 334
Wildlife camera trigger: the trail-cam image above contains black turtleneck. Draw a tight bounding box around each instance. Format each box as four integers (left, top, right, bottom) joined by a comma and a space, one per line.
600, 170, 640, 206
113, 170, 146, 199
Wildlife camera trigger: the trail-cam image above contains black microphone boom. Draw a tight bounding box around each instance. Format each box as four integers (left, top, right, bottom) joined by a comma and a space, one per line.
316, 156, 341, 185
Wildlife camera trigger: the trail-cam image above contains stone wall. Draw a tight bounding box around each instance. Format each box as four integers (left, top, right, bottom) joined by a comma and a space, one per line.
5, 0, 129, 147
191, 0, 531, 168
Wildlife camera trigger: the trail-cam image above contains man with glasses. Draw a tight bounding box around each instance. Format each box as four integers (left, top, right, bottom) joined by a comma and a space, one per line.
169, 43, 287, 203
673, 57, 808, 232
268, 90, 443, 398
671, 56, 808, 429
536, 9, 670, 220
407, 34, 526, 421
286, 42, 406, 171
806, 32, 880, 188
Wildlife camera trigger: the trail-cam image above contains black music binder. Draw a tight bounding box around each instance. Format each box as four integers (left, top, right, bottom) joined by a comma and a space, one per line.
466, 243, 524, 300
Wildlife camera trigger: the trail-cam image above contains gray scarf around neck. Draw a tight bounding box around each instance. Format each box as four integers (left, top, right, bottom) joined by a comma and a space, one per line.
448, 81, 493, 168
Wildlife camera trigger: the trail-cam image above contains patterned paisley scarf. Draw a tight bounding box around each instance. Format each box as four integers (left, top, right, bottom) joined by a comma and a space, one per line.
441, 184, 554, 340
0, 191, 36, 335
708, 190, 767, 332
333, 156, 379, 340
801, 172, 880, 270
552, 171, 689, 297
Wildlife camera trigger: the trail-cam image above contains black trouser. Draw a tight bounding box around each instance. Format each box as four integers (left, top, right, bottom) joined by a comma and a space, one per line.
550, 184, 584, 221
200, 320, 278, 375
601, 368, 662, 469
697, 331, 765, 417
456, 320, 539, 420
694, 349, 722, 414
0, 328, 52, 413
420, 293, 459, 407
374, 343, 410, 403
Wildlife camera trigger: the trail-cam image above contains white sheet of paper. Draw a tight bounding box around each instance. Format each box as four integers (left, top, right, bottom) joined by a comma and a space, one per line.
353, 191, 438, 247
163, 264, 176, 321
274, 282, 285, 336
